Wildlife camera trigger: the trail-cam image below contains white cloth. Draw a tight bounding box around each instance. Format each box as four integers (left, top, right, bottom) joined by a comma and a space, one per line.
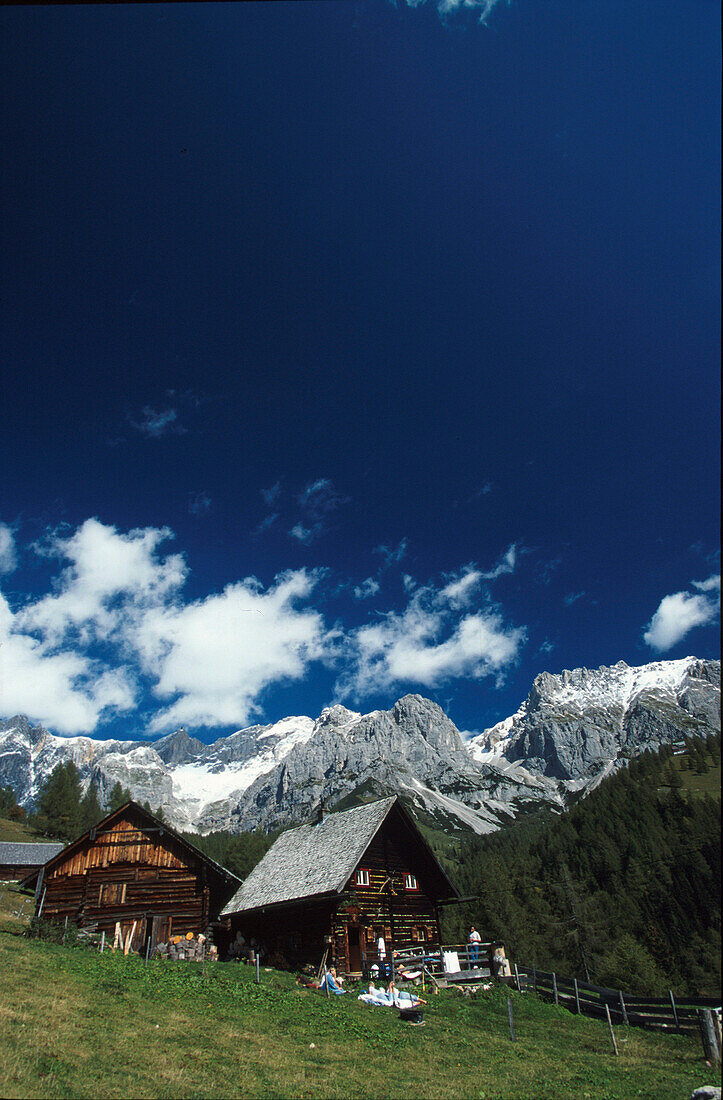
469, 930, 481, 944
377, 937, 386, 960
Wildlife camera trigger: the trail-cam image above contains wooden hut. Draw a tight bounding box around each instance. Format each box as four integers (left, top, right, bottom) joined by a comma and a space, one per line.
22, 801, 240, 952
220, 796, 460, 973
0, 841, 64, 880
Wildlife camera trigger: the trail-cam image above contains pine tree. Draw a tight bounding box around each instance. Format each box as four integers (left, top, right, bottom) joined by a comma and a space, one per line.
34, 762, 83, 842
80, 781, 103, 831
107, 781, 132, 811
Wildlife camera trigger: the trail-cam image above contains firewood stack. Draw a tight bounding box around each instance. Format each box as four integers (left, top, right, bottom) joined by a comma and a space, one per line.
155, 930, 218, 962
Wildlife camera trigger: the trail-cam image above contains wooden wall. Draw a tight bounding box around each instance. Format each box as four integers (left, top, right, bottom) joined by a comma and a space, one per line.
38, 813, 220, 947
330, 809, 443, 970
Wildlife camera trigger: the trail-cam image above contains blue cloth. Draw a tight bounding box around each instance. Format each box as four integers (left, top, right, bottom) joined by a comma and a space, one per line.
320, 972, 346, 994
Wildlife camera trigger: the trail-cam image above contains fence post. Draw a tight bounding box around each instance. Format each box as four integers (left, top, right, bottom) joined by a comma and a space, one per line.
63, 915, 68, 945
573, 977, 580, 1015
100, 931, 105, 954
552, 972, 559, 1006
532, 963, 537, 992
699, 1009, 721, 1066
605, 1004, 619, 1056
668, 990, 680, 1033
618, 991, 629, 1027
514, 963, 521, 992
507, 998, 515, 1042
145, 938, 151, 965
256, 955, 260, 985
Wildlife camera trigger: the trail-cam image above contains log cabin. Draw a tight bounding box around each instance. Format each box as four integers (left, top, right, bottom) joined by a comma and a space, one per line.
22, 801, 240, 952
0, 841, 64, 880
220, 796, 460, 973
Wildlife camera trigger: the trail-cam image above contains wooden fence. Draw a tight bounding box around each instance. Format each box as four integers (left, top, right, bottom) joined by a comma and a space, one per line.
508, 964, 720, 1035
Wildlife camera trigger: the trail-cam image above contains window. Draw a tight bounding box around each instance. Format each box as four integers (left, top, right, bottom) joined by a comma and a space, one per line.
99, 883, 126, 905
355, 868, 370, 887
417, 926, 427, 942
403, 873, 418, 891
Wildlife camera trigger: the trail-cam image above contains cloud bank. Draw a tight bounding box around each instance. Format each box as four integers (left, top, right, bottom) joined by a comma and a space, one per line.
0, 520, 528, 735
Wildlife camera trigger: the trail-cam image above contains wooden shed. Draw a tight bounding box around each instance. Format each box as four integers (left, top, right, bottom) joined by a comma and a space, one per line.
23, 801, 240, 952
0, 841, 64, 880
220, 796, 460, 973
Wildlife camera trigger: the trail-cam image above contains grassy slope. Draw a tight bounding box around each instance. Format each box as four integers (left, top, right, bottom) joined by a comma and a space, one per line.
0, 888, 718, 1100
0, 816, 46, 843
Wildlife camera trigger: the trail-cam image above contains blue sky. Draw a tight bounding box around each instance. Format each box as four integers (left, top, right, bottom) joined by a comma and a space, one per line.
0, 0, 719, 742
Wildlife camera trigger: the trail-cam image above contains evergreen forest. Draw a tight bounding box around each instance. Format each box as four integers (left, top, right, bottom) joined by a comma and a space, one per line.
444, 732, 721, 998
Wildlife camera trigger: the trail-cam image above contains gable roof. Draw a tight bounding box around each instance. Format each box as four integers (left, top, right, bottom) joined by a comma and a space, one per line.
221, 795, 459, 917
21, 801, 241, 891
0, 841, 65, 867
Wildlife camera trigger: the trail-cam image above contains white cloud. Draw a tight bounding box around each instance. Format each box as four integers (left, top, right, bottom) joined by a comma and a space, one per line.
374, 538, 409, 569
481, 543, 518, 581
338, 574, 525, 699
563, 591, 585, 607
289, 522, 319, 546
0, 593, 136, 734
440, 569, 481, 608
129, 406, 185, 438
0, 524, 17, 574
353, 577, 381, 600
643, 575, 720, 652
405, 0, 507, 24
20, 519, 186, 645
692, 575, 721, 593
134, 570, 329, 730
288, 478, 349, 544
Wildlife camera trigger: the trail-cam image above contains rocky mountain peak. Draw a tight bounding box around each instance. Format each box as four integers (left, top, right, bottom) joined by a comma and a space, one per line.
154, 727, 207, 766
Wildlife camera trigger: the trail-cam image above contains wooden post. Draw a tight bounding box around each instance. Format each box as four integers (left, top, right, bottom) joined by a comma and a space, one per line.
573, 977, 581, 1015
605, 1005, 619, 1056
699, 1009, 721, 1065
552, 972, 559, 1006
100, 931, 105, 954
532, 963, 537, 992
514, 963, 521, 992
145, 938, 151, 965
618, 991, 629, 1027
256, 955, 260, 985
63, 915, 68, 945
668, 990, 680, 1033
37, 887, 46, 920
202, 942, 206, 979
507, 998, 515, 1042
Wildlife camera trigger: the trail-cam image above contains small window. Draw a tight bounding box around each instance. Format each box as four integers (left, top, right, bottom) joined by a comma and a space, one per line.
99, 882, 126, 905
355, 868, 370, 887
417, 926, 427, 942
403, 873, 418, 891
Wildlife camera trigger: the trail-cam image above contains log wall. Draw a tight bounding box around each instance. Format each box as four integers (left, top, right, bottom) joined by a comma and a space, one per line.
38, 813, 218, 943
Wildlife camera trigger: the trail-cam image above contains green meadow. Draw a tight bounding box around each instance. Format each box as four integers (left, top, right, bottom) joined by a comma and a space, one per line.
0, 886, 719, 1100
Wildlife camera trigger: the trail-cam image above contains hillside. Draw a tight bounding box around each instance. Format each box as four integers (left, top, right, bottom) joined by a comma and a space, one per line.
0, 886, 717, 1100
449, 732, 722, 997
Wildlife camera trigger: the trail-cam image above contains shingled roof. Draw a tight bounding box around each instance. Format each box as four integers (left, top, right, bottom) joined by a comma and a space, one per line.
222, 795, 459, 917
0, 841, 65, 867
222, 798, 399, 916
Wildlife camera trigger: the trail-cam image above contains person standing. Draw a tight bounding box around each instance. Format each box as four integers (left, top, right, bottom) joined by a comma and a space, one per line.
377, 932, 387, 976
468, 925, 482, 968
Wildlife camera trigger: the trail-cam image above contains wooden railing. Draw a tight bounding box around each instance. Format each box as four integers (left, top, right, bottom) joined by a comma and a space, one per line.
508, 964, 720, 1035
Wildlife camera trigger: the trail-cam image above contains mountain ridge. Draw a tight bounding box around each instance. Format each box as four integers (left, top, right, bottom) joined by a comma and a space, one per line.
0, 656, 718, 835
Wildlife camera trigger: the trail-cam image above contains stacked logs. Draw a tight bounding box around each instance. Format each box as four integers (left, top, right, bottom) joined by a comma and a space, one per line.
155, 931, 218, 962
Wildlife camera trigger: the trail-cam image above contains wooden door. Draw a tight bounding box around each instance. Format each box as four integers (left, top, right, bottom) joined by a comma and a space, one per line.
347, 925, 362, 972
151, 914, 172, 949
